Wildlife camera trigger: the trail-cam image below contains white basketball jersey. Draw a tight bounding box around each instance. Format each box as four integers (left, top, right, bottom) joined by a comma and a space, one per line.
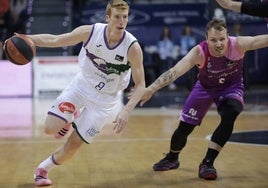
77, 23, 137, 96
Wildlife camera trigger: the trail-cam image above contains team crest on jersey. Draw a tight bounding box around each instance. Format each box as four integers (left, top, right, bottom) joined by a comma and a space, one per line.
87, 127, 100, 137
226, 61, 235, 66
85, 49, 130, 75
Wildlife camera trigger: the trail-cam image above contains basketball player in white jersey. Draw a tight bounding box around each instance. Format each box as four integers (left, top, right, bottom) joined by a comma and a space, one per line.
18, 0, 145, 186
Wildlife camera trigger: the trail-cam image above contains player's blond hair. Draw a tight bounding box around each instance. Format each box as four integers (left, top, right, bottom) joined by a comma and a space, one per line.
106, 0, 129, 16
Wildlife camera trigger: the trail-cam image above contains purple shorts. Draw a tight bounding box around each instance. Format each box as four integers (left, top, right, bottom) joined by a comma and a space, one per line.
179, 80, 244, 126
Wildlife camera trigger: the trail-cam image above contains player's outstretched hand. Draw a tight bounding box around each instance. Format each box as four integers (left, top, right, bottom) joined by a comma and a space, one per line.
113, 110, 129, 134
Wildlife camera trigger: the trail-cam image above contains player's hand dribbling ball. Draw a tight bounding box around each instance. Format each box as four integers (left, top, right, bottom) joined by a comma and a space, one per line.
3, 34, 36, 65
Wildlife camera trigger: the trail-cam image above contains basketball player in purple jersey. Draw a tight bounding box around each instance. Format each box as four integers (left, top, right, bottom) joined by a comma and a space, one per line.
140, 18, 268, 180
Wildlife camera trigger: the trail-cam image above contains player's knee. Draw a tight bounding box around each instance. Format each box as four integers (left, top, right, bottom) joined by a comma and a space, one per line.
218, 98, 243, 120
176, 121, 195, 137
44, 115, 67, 135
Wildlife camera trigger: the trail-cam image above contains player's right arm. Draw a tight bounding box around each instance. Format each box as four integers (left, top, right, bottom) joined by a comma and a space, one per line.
215, 0, 241, 13
22, 25, 93, 48
140, 45, 203, 106
216, 0, 268, 17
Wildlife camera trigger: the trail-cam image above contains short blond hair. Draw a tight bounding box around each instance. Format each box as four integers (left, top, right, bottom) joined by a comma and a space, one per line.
106, 0, 129, 16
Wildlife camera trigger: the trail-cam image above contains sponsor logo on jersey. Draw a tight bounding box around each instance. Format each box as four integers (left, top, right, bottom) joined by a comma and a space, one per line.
226, 60, 235, 66
207, 57, 212, 69
58, 102, 75, 114
115, 54, 124, 62
85, 49, 130, 75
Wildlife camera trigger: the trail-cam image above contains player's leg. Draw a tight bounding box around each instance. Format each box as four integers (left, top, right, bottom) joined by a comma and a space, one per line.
46, 108, 82, 139
44, 88, 84, 139
153, 121, 195, 171
34, 130, 84, 186
44, 114, 71, 136
153, 82, 213, 171
199, 98, 243, 180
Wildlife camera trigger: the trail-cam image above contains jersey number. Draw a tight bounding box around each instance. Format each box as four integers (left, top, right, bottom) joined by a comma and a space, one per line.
95, 82, 105, 90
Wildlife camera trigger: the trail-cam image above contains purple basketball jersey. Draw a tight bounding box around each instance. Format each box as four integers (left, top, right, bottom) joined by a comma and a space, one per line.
179, 36, 245, 126
197, 36, 244, 89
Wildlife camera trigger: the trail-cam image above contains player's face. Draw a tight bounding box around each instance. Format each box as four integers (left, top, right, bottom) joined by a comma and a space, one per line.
206, 28, 228, 57
106, 7, 128, 35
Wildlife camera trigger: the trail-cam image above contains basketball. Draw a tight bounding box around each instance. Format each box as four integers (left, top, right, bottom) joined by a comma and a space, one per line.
3, 35, 36, 65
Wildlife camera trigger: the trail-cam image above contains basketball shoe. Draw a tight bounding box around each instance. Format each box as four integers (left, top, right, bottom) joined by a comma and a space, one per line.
153, 153, 180, 171
34, 168, 52, 186
198, 162, 217, 180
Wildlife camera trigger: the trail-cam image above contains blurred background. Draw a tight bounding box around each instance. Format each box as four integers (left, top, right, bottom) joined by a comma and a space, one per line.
0, 2, 267, 187
0, 0, 267, 106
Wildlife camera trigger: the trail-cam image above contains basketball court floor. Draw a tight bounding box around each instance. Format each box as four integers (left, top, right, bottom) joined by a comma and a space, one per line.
0, 86, 267, 188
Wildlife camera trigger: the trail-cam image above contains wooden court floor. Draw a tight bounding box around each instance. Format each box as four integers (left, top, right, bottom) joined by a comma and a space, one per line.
0, 98, 267, 188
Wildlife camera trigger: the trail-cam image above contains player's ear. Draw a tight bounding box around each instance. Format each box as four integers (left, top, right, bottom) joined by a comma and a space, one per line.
106, 15, 109, 23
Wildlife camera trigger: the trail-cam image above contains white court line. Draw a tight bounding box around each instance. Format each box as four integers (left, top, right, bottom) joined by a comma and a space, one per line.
206, 129, 268, 147
131, 108, 268, 116
0, 137, 204, 145
1, 135, 267, 147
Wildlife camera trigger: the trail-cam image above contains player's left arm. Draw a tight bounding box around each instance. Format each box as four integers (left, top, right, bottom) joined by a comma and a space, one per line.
237, 34, 268, 53
113, 41, 145, 134
123, 41, 145, 112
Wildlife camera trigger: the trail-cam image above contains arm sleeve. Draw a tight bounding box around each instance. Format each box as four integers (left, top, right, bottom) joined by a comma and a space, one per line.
241, 2, 268, 17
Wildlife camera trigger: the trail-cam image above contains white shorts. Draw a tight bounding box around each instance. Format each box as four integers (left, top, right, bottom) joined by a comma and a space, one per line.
48, 86, 122, 143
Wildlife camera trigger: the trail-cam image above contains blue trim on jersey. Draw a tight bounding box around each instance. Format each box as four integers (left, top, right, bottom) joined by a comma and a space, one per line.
47, 111, 68, 123
84, 24, 95, 47
104, 25, 126, 50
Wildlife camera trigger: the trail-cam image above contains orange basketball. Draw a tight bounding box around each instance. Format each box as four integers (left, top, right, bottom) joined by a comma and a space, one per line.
3, 35, 36, 65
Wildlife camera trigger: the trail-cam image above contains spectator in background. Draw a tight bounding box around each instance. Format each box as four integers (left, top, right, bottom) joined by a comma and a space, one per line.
180, 25, 196, 57
213, 7, 226, 21
231, 23, 243, 37
157, 26, 176, 90
10, 0, 28, 34
0, 0, 13, 60
0, 0, 28, 60
179, 25, 197, 91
